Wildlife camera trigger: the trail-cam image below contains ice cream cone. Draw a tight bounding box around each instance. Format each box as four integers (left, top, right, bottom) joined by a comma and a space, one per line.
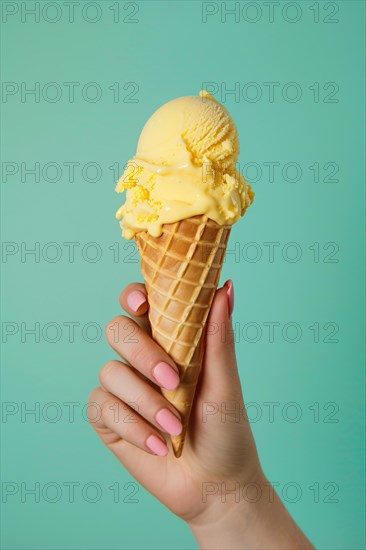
136, 214, 231, 457
116, 92, 254, 453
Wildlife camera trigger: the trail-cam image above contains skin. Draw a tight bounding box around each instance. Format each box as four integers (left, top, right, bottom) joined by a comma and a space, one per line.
89, 281, 314, 549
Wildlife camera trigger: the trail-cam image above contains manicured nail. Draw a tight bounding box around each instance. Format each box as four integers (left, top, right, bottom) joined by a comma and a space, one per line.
127, 290, 146, 313
156, 408, 183, 436
225, 280, 234, 319
153, 362, 180, 390
146, 435, 168, 456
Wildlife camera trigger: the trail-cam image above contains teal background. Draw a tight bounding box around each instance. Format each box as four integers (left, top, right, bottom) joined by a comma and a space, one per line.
1, 1, 365, 549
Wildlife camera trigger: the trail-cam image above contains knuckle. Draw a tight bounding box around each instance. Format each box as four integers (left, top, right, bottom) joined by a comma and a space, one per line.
105, 315, 128, 343
131, 392, 146, 413
105, 315, 139, 347
87, 389, 102, 424
121, 414, 141, 440
105, 315, 119, 335
122, 422, 133, 439
100, 398, 118, 424
88, 387, 99, 406
129, 343, 146, 368
99, 361, 117, 388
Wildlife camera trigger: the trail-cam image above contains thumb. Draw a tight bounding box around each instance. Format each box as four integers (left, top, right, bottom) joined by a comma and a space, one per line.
196, 280, 244, 404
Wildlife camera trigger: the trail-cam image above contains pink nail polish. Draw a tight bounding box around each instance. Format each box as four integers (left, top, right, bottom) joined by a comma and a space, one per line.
156, 408, 183, 436
225, 280, 234, 319
146, 435, 168, 456
153, 362, 180, 390
127, 290, 146, 313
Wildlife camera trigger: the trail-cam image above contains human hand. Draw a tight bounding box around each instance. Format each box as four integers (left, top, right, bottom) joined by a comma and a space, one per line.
89, 281, 313, 549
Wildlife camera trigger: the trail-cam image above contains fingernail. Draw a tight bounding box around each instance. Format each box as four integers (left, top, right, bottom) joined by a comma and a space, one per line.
156, 408, 183, 436
127, 290, 146, 313
146, 435, 168, 456
153, 362, 180, 390
225, 279, 234, 319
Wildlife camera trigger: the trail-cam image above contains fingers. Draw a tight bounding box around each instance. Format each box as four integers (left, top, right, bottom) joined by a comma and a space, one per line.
99, 360, 183, 437
120, 282, 148, 315
205, 282, 236, 360
119, 283, 151, 334
197, 281, 243, 400
105, 316, 180, 390
89, 387, 170, 456
89, 393, 174, 498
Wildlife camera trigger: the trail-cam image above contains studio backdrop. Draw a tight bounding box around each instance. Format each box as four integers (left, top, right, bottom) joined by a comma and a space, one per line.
1, 1, 365, 549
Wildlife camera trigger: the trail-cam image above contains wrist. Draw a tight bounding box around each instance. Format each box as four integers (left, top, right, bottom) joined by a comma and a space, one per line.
188, 469, 314, 550
188, 468, 267, 549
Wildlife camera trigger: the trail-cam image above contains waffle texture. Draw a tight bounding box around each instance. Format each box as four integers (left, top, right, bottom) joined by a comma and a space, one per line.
136, 215, 231, 457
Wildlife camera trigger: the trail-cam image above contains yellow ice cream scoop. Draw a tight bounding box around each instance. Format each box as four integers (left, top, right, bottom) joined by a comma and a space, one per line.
116, 91, 254, 239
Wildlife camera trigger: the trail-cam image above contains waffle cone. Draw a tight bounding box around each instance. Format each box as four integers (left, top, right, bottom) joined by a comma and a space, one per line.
136, 215, 231, 457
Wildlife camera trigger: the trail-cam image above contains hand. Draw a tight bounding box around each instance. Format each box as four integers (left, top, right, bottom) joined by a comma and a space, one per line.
89, 281, 314, 549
